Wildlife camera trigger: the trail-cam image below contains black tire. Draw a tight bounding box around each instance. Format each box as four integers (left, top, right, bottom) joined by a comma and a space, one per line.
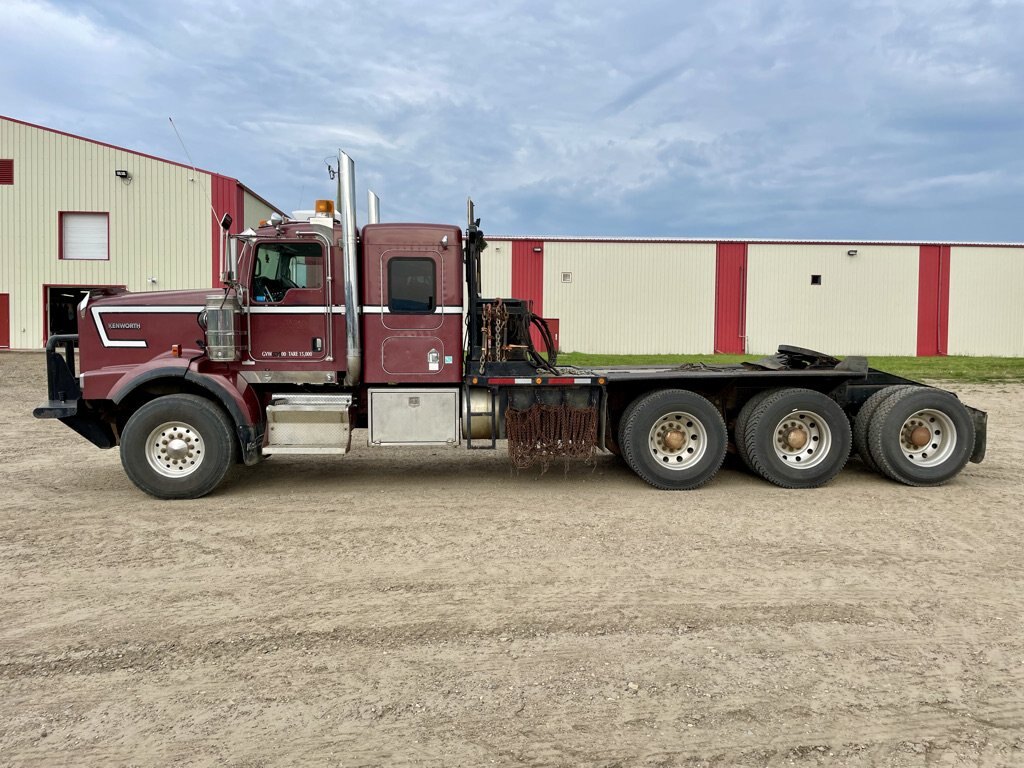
615, 394, 645, 457
853, 385, 921, 473
620, 389, 727, 490
734, 389, 783, 470
867, 387, 974, 486
743, 388, 852, 489
120, 394, 237, 499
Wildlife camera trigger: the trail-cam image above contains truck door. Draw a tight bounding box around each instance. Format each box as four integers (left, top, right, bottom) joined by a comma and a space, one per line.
371, 246, 461, 382
246, 239, 330, 363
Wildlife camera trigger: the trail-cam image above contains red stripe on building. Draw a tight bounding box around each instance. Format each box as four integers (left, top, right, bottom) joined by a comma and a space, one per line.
210, 175, 244, 287
714, 242, 747, 354
511, 240, 544, 315
0, 293, 10, 348
917, 245, 950, 356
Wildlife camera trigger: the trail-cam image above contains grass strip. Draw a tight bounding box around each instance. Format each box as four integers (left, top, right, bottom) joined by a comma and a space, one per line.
558, 353, 1024, 383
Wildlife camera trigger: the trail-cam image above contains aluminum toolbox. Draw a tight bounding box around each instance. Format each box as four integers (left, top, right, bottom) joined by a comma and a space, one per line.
368, 388, 460, 446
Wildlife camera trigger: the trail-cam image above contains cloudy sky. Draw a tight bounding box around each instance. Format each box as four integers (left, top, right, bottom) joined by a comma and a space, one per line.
3, 0, 1022, 240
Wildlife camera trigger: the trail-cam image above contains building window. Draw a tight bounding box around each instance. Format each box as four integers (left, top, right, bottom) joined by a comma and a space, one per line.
388, 257, 436, 313
60, 212, 109, 261
0, 159, 12, 185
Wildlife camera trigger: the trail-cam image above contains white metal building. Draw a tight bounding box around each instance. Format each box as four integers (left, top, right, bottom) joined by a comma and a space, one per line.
0, 116, 281, 349
482, 237, 1024, 358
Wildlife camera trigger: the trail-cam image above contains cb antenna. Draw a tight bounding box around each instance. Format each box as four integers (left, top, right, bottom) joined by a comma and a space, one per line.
169, 117, 234, 281
169, 117, 220, 225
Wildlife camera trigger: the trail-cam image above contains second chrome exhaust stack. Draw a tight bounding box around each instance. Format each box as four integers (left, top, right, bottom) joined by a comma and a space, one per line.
338, 151, 361, 387
367, 190, 380, 224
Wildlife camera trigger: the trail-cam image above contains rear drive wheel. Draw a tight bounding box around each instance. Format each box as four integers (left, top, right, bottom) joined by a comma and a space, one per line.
742, 388, 851, 489
867, 387, 974, 486
734, 389, 781, 469
621, 389, 727, 490
121, 394, 237, 499
853, 385, 919, 473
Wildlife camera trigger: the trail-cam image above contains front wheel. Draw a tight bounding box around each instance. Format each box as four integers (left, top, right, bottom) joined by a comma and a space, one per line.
120, 394, 237, 499
620, 389, 727, 490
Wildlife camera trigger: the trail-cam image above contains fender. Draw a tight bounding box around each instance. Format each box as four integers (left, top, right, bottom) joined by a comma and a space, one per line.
106, 360, 192, 403
109, 362, 266, 465
183, 370, 266, 465
182, 370, 263, 430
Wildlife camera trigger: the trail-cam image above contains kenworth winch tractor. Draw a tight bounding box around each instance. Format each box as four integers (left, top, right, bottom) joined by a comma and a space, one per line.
34, 153, 987, 499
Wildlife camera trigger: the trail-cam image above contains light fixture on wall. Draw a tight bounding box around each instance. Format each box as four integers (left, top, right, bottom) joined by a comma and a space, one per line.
114, 169, 132, 184
532, 246, 542, 253
847, 249, 858, 256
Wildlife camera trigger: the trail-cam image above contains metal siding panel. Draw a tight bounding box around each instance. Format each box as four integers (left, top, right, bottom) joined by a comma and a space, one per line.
916, 245, 951, 356
948, 246, 1024, 356
542, 241, 716, 354
714, 243, 747, 353
0, 293, 9, 348
479, 239, 512, 298
243, 189, 277, 229
746, 244, 919, 356
511, 239, 544, 314
210, 175, 234, 287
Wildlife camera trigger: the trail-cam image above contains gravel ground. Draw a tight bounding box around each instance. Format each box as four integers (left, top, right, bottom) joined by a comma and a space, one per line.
1, 351, 1023, 767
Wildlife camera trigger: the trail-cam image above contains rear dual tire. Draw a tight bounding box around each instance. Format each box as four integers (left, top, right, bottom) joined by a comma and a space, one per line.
866, 387, 974, 486
852, 385, 918, 473
620, 389, 727, 490
738, 388, 851, 489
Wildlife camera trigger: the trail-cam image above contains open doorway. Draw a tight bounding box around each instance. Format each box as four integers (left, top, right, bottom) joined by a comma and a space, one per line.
44, 285, 121, 341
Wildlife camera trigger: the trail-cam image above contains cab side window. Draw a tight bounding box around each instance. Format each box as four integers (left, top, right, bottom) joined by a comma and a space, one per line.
252, 242, 324, 303
388, 257, 435, 313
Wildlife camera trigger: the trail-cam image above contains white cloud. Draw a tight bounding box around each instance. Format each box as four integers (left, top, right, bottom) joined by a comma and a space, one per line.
2, 0, 1022, 240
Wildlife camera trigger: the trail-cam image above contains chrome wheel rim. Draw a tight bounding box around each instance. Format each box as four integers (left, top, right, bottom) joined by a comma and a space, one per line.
900, 409, 956, 467
772, 409, 831, 468
146, 421, 205, 478
648, 412, 708, 470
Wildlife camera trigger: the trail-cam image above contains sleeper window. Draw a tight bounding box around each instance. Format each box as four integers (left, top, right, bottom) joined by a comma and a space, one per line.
388, 257, 436, 313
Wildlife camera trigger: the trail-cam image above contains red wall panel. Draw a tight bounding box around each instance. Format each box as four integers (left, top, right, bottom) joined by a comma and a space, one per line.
210, 175, 244, 287
0, 294, 9, 348
917, 245, 950, 356
511, 240, 544, 315
714, 243, 747, 354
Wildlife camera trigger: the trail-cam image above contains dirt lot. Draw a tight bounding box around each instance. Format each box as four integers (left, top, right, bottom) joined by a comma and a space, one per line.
1, 351, 1022, 767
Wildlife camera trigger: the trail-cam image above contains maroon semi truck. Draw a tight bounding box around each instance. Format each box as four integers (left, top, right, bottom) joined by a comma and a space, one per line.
34, 153, 987, 499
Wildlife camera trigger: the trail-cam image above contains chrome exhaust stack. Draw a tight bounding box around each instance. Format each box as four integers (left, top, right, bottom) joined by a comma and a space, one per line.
367, 190, 380, 224
338, 151, 361, 387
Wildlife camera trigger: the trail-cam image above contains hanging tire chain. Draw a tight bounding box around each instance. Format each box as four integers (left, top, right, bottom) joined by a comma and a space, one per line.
505, 404, 598, 471
479, 299, 511, 373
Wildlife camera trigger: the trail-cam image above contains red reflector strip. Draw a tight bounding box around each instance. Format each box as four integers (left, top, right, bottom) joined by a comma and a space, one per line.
486, 378, 516, 385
